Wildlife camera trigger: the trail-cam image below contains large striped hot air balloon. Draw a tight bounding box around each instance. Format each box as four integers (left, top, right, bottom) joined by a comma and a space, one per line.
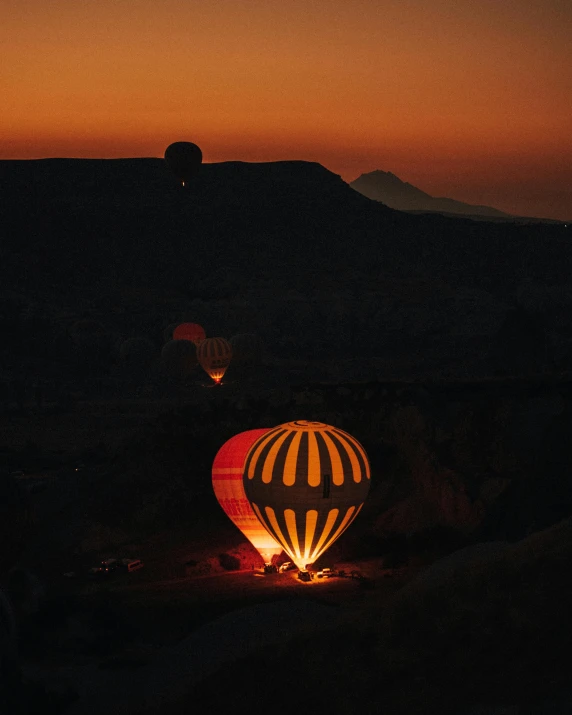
172, 322, 206, 345
243, 420, 370, 571
212, 430, 283, 565
196, 337, 232, 384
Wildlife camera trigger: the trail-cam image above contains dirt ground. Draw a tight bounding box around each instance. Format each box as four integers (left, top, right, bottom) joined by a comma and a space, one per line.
3, 396, 413, 712
18, 558, 410, 715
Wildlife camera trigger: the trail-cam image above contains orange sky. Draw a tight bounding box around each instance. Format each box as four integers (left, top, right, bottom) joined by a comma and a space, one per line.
2, 0, 571, 219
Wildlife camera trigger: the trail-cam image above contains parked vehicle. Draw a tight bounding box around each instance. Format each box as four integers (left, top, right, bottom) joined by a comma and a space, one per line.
119, 559, 144, 573
278, 561, 294, 573
317, 567, 334, 578
101, 559, 118, 572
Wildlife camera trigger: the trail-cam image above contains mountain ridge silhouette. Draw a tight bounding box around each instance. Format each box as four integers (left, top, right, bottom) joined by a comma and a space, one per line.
349, 169, 561, 223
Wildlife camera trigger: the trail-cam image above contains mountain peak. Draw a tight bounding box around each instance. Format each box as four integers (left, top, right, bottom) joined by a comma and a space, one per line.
350, 169, 510, 219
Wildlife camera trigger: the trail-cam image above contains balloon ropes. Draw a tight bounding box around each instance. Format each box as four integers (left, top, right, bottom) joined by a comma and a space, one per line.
164, 142, 203, 187
172, 322, 206, 345
196, 337, 232, 385
212, 430, 283, 565
243, 421, 370, 571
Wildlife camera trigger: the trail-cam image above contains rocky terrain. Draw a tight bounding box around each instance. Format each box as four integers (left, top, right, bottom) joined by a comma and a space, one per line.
2, 158, 572, 713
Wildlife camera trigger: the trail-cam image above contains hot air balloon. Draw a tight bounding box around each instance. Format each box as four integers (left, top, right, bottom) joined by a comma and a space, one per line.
243, 420, 370, 572
160, 339, 197, 379
212, 430, 283, 566
164, 142, 203, 187
196, 337, 232, 385
172, 322, 206, 345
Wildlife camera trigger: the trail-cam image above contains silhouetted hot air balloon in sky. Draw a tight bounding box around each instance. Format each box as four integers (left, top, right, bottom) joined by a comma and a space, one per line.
243, 420, 370, 571
164, 142, 203, 187
212, 430, 283, 565
197, 337, 232, 385
173, 322, 206, 345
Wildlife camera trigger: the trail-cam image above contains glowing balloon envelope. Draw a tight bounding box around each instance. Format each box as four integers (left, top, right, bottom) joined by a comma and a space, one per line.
173, 322, 206, 345
243, 420, 370, 571
212, 429, 283, 565
164, 142, 203, 186
196, 337, 232, 384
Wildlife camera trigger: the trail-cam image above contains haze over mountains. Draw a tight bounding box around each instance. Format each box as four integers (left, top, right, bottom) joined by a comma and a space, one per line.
350, 169, 561, 222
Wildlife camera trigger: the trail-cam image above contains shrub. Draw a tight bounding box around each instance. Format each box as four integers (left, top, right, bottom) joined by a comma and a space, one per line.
218, 553, 241, 571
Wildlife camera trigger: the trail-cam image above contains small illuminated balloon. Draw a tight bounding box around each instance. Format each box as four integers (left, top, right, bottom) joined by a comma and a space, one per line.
212, 430, 283, 564
243, 420, 370, 571
196, 337, 232, 384
173, 322, 206, 345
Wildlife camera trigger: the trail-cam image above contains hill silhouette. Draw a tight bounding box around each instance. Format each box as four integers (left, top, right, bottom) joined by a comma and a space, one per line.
350, 169, 561, 222
1, 158, 571, 383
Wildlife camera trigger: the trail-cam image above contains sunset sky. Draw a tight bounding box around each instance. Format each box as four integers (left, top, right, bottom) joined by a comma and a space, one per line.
2, 0, 570, 219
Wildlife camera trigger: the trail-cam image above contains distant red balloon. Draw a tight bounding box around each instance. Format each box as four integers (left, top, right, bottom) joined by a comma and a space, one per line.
173, 323, 206, 345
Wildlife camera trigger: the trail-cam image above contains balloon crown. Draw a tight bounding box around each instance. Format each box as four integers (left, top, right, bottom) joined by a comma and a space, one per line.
286, 420, 328, 430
